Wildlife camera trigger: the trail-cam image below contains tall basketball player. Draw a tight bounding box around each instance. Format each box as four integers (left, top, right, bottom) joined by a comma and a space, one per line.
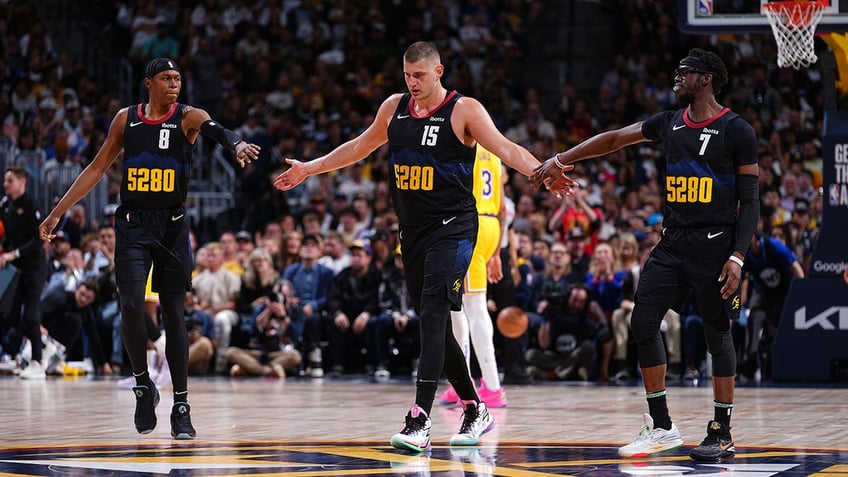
532, 48, 758, 462
39, 58, 261, 440
274, 42, 575, 452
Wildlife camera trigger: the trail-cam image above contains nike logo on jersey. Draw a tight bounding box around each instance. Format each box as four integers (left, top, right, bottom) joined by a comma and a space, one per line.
707, 231, 724, 239
397, 114, 410, 119
129, 121, 144, 127
442, 216, 457, 225
672, 124, 686, 131
171, 214, 184, 222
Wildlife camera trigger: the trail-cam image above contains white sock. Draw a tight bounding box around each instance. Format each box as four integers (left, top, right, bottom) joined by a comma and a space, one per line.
464, 293, 501, 390
450, 309, 471, 371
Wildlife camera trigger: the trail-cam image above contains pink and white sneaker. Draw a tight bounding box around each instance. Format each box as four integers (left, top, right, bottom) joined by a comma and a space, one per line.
438, 384, 460, 405
477, 379, 508, 408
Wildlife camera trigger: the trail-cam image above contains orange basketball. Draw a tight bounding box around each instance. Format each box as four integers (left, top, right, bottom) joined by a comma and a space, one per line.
496, 306, 529, 338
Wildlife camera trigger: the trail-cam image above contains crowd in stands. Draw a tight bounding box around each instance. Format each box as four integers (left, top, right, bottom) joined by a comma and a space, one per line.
0, 1, 824, 386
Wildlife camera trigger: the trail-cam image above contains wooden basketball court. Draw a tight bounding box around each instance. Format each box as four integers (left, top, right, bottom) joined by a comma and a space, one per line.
1, 375, 845, 475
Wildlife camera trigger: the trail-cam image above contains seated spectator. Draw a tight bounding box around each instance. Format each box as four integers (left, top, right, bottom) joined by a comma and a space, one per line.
526, 285, 612, 382
325, 239, 382, 376
226, 279, 302, 378
192, 242, 242, 374
317, 230, 351, 275
183, 290, 216, 375
585, 241, 627, 323
41, 279, 112, 376
236, 247, 280, 347
219, 231, 245, 276
373, 246, 420, 380
234, 230, 255, 265
278, 230, 303, 271
282, 234, 334, 377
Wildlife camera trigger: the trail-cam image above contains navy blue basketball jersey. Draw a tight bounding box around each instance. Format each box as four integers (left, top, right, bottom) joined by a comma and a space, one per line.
121, 103, 193, 209
386, 92, 476, 228
642, 106, 757, 228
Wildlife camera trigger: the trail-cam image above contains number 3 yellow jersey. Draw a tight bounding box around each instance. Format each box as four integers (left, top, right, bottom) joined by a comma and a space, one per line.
472, 145, 502, 216
465, 145, 502, 294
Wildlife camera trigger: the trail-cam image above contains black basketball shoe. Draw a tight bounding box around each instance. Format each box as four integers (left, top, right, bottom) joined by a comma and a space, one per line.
690, 420, 735, 461
170, 402, 196, 440
133, 384, 160, 434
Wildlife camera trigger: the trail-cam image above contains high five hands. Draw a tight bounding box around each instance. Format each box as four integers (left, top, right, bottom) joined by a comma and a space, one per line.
531, 156, 578, 199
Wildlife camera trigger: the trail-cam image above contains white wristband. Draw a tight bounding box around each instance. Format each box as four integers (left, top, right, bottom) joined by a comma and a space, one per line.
553, 154, 567, 169
728, 255, 744, 268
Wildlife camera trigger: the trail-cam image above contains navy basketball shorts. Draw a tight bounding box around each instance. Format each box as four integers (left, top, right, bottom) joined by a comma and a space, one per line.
400, 212, 477, 313
114, 204, 193, 295
636, 225, 741, 331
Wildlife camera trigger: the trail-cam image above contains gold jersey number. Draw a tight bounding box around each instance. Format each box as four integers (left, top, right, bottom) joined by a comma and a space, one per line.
394, 164, 434, 191
126, 167, 176, 192
666, 175, 713, 203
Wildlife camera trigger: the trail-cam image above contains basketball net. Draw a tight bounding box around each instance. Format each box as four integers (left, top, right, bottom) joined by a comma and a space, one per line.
763, 1, 827, 69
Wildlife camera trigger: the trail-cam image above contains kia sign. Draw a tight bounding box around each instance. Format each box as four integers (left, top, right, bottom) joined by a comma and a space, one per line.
774, 278, 848, 381
772, 110, 848, 382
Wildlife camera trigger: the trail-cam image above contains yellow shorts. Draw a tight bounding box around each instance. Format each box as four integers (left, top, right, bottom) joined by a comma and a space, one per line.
464, 215, 500, 294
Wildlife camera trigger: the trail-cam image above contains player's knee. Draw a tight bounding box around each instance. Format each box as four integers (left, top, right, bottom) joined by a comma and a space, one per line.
630, 308, 663, 345
704, 323, 736, 376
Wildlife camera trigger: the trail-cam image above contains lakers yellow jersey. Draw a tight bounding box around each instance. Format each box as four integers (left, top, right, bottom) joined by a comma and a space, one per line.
472, 145, 502, 217
465, 145, 503, 294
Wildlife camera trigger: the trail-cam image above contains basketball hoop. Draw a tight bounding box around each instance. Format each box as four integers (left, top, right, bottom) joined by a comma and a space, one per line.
763, 1, 827, 69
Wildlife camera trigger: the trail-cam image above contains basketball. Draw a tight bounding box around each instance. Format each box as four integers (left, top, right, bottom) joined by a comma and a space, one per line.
496, 306, 529, 338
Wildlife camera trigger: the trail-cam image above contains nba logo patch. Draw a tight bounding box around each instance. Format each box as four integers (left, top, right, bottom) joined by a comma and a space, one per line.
698, 0, 713, 16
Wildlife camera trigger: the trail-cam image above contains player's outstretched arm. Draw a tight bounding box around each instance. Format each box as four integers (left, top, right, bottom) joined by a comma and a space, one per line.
40, 108, 128, 241
530, 122, 647, 190
273, 94, 400, 191
460, 96, 577, 198
183, 106, 261, 168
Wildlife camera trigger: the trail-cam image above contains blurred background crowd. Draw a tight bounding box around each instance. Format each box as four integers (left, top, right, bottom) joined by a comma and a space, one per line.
0, 0, 824, 388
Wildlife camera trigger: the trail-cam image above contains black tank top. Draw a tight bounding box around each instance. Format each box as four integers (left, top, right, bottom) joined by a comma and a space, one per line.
386, 91, 476, 228
121, 103, 193, 209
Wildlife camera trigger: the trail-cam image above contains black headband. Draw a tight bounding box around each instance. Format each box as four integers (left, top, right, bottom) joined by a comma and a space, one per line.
680, 56, 720, 75
678, 56, 720, 76
145, 58, 181, 78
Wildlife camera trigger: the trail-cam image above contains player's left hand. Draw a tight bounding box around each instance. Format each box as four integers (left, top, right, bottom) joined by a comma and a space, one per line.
273, 158, 308, 191
719, 259, 742, 299
235, 141, 261, 167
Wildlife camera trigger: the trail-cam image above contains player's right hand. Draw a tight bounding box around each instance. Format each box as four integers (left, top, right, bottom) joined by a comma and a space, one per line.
39, 215, 60, 241
273, 158, 307, 191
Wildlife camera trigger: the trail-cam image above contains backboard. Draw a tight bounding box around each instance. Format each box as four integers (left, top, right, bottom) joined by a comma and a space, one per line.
680, 0, 848, 33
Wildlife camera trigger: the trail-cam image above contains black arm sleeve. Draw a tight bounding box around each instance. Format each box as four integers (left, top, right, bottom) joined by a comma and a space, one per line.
734, 173, 759, 257
200, 120, 243, 154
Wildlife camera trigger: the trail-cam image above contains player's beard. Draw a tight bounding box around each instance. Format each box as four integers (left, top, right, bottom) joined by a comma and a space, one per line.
676, 90, 694, 106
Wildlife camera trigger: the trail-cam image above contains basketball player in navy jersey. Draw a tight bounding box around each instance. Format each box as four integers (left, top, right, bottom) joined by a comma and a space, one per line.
39, 58, 261, 439
532, 48, 759, 462
275, 41, 574, 452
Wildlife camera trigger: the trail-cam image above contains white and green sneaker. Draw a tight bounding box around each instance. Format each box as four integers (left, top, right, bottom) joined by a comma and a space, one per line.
449, 401, 495, 446
618, 413, 683, 458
